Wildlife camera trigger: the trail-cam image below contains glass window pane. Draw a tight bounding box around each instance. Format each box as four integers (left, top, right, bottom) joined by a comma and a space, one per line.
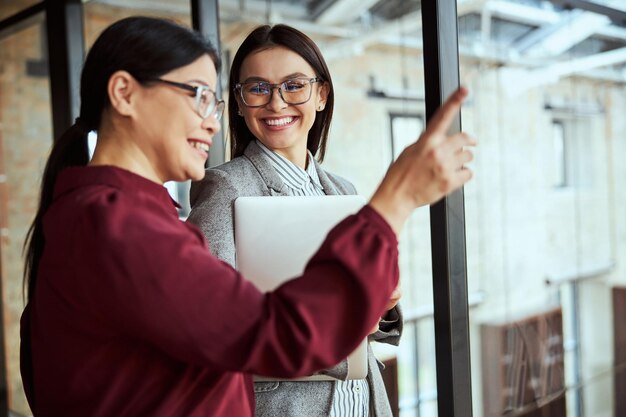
0, 17, 51, 416
218, 4, 432, 415
0, 0, 41, 22
459, 1, 626, 415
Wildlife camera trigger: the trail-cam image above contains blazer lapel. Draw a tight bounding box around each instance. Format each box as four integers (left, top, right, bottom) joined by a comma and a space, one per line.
312, 158, 340, 196
243, 142, 290, 196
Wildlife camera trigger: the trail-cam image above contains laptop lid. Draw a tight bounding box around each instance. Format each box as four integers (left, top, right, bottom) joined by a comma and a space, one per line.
234, 195, 368, 381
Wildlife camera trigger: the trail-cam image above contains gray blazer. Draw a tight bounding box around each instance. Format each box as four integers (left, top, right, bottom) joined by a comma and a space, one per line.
188, 141, 402, 417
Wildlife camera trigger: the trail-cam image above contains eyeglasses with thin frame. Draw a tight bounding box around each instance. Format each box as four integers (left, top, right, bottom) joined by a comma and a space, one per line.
150, 79, 225, 121
235, 77, 321, 108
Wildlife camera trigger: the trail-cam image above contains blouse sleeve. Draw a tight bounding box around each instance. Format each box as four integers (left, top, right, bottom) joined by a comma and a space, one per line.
75, 194, 400, 379
189, 168, 352, 380
330, 171, 404, 346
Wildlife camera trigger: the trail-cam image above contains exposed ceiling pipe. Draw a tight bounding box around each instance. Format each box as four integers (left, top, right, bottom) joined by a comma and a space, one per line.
218, 0, 308, 20
457, 0, 488, 17
551, 0, 626, 25
90, 0, 626, 86
484, 0, 626, 41
500, 46, 626, 96
313, 0, 380, 25
321, 10, 422, 61
519, 11, 610, 57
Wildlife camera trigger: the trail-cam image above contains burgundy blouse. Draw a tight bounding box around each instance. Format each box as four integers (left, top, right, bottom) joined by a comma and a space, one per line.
21, 165, 399, 417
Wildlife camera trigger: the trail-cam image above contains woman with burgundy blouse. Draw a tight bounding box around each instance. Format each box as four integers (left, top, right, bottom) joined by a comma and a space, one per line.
20, 16, 475, 417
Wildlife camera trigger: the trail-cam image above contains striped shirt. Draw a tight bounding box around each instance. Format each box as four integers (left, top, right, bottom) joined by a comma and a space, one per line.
256, 140, 326, 196
256, 140, 370, 417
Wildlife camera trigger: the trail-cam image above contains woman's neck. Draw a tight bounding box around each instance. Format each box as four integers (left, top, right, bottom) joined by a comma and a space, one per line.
90, 126, 163, 184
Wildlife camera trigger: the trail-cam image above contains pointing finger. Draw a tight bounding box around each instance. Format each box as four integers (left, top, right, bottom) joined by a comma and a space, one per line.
423, 87, 468, 139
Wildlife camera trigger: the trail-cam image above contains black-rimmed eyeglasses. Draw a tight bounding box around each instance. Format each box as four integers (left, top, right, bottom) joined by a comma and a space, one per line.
235, 77, 321, 108
150, 79, 225, 121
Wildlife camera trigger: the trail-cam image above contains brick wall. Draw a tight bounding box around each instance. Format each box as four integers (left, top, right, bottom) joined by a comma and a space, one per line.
0, 19, 52, 415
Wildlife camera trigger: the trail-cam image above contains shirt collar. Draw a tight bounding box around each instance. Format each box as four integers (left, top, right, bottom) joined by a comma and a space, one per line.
255, 140, 324, 192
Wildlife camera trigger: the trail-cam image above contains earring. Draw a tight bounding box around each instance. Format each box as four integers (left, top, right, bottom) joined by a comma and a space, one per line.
318, 105, 324, 111
237, 108, 243, 116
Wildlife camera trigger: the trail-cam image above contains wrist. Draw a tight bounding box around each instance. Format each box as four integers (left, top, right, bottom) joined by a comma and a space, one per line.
369, 188, 413, 235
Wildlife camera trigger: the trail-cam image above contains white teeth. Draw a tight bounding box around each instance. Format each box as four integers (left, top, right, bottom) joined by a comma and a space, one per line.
265, 117, 294, 126
190, 141, 210, 152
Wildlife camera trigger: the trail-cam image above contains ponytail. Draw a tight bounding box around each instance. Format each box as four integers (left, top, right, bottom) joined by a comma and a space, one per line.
23, 120, 90, 303
22, 16, 219, 303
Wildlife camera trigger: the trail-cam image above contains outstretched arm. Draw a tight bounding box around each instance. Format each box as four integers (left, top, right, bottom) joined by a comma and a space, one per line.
370, 87, 475, 233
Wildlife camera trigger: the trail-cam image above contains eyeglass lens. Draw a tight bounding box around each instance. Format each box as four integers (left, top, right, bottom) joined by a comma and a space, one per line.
240, 79, 315, 107
196, 87, 224, 120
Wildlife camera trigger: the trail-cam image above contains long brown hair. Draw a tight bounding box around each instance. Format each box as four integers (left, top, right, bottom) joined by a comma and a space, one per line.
228, 24, 334, 162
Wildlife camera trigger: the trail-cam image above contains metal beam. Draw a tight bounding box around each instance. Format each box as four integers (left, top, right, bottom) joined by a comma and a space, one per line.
219, 12, 355, 39
598, 24, 626, 42
480, 5, 492, 46
217, 0, 310, 22
0, 2, 45, 40
421, 1, 473, 416
191, 0, 221, 55
542, 45, 626, 76
487, 0, 559, 25
457, 0, 486, 17
551, 0, 626, 25
313, 0, 379, 25
484, 0, 626, 42
45, 0, 84, 142
514, 9, 573, 52
518, 11, 610, 57
191, 0, 225, 167
501, 46, 626, 96
322, 10, 422, 61
88, 0, 189, 15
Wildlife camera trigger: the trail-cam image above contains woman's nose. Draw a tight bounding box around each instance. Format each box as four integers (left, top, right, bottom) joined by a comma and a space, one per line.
201, 113, 221, 134
266, 87, 288, 112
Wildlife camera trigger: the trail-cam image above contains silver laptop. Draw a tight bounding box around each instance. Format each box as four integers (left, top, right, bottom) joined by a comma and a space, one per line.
234, 195, 368, 381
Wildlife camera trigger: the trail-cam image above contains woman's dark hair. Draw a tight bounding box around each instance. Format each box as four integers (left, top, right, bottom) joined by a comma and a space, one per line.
23, 16, 220, 303
228, 24, 334, 161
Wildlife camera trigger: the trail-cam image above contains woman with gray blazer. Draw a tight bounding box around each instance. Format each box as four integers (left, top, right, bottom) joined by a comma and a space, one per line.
187, 24, 403, 417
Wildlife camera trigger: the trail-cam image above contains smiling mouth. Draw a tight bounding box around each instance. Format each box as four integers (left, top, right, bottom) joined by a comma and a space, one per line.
188, 140, 210, 153
263, 116, 296, 126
